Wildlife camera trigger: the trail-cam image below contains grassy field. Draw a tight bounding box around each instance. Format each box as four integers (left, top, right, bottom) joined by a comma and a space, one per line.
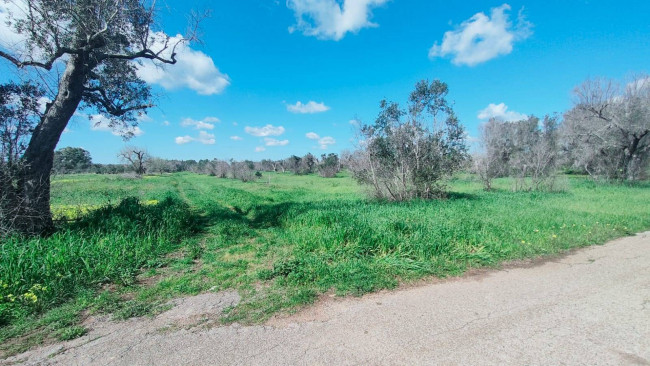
2, 171, 650, 356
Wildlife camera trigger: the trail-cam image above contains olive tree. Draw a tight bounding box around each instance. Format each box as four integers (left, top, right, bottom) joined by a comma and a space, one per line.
53, 147, 92, 174
562, 75, 650, 181
350, 79, 468, 200
0, 0, 199, 234
317, 153, 340, 177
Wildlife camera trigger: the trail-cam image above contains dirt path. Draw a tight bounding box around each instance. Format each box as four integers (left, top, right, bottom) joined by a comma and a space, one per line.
4, 233, 650, 365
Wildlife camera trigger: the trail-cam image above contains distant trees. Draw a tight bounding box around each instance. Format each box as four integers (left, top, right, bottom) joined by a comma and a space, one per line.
562, 75, 650, 181
53, 147, 92, 174
231, 160, 258, 182
318, 153, 341, 177
475, 115, 561, 191
349, 79, 468, 200
118, 146, 149, 176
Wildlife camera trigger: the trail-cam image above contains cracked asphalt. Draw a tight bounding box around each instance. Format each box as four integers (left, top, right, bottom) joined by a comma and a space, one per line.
4, 232, 649, 365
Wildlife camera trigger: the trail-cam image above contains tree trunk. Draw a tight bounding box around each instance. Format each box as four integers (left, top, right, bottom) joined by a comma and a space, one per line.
17, 55, 87, 235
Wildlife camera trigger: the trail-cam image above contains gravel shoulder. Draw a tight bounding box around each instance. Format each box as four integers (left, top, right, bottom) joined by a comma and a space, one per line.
4, 232, 650, 366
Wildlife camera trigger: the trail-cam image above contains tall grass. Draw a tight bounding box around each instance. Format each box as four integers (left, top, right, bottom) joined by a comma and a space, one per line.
0, 195, 199, 326
2, 172, 650, 348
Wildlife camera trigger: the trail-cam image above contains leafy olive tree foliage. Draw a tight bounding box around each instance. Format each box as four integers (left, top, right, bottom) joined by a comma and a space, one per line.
317, 153, 340, 178
350, 80, 468, 200
0, 82, 45, 236
52, 147, 92, 174
562, 75, 650, 181
0, 0, 195, 235
475, 115, 561, 191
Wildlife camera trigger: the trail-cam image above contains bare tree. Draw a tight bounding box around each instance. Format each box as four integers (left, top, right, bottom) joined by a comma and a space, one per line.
0, 0, 201, 234
476, 115, 561, 191
118, 146, 148, 175
145, 157, 171, 175
562, 75, 650, 181
231, 160, 258, 182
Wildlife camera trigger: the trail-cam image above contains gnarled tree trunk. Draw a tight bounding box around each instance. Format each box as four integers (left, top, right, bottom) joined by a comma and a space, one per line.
15, 55, 87, 235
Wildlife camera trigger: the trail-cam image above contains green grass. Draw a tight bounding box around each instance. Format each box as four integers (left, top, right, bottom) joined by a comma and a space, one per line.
2, 171, 650, 356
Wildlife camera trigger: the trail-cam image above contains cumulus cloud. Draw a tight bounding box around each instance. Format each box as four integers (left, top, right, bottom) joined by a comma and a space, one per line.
429, 4, 532, 66
136, 32, 231, 95
230, 135, 243, 141
318, 136, 336, 149
175, 135, 194, 145
287, 101, 330, 114
264, 138, 290, 146
478, 103, 527, 122
255, 146, 266, 152
306, 132, 336, 149
90, 115, 144, 137
174, 131, 216, 145
287, 0, 388, 41
180, 117, 219, 130
245, 124, 285, 137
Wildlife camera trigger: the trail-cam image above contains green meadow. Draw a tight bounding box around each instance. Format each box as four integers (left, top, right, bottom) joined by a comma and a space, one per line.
2, 172, 650, 356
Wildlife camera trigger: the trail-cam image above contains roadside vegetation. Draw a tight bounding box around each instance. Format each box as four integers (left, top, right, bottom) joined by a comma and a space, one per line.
2, 171, 649, 356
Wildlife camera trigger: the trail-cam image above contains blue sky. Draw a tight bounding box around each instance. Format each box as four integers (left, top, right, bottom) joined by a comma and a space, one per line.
4, 0, 650, 163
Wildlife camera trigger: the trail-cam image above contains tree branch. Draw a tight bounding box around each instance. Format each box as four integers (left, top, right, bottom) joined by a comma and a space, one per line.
0, 48, 76, 70
83, 87, 152, 116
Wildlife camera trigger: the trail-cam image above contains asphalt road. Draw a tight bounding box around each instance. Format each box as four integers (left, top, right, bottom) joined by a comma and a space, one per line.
4, 232, 649, 365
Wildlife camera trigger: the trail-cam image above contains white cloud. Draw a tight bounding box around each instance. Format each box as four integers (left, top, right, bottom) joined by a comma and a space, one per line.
90, 114, 144, 137
287, 101, 330, 114
180, 117, 219, 130
306, 132, 335, 149
203, 116, 220, 123
63, 127, 71, 134
478, 103, 527, 122
162, 121, 170, 126
264, 138, 289, 146
0, 2, 21, 45
175, 135, 194, 145
318, 136, 336, 149
136, 32, 230, 95
255, 146, 266, 152
174, 131, 216, 145
287, 0, 388, 41
244, 124, 285, 137
429, 4, 532, 66
197, 131, 216, 144
230, 135, 243, 141
349, 119, 361, 126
